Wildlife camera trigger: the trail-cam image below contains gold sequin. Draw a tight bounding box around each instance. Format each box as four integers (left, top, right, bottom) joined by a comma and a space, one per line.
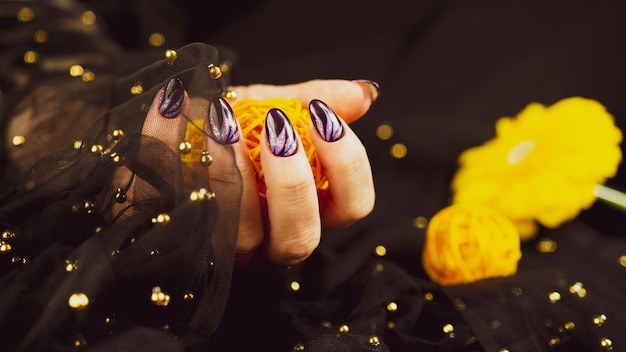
593, 314, 607, 327
150, 249, 159, 256
149, 33, 166, 47
68, 292, 90, 309
208, 64, 222, 79
11, 135, 26, 146
23, 50, 38, 64
290, 281, 301, 291
368, 336, 381, 347
80, 10, 96, 25
490, 320, 502, 329
150, 286, 170, 307
386, 321, 396, 329
74, 334, 87, 347
90, 144, 104, 154
165, 49, 177, 65
376, 123, 393, 140
338, 325, 349, 333
618, 255, 626, 267
442, 323, 454, 334
549, 337, 560, 346
390, 143, 407, 159
564, 321, 576, 330
151, 213, 171, 224
73, 140, 84, 150
424, 292, 434, 301
386, 302, 398, 312
375, 263, 385, 272
2, 231, 15, 240
293, 343, 305, 351
512, 287, 523, 296
321, 321, 332, 328
374, 245, 387, 257
548, 291, 561, 303
454, 298, 466, 310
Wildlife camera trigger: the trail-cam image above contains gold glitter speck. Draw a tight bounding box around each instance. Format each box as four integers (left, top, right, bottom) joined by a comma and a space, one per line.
150, 286, 170, 306
293, 343, 305, 351
0, 241, 12, 253
387, 302, 398, 312
569, 282, 587, 298
69, 65, 84, 77
290, 281, 301, 291
190, 188, 215, 202
338, 325, 349, 333
390, 143, 407, 159
17, 7, 34, 22
34, 30, 47, 43
151, 213, 171, 224
413, 216, 428, 229
131, 81, 143, 95
537, 238, 557, 253
368, 336, 381, 346
225, 90, 237, 101
149, 33, 165, 47
600, 337, 613, 350
443, 323, 454, 334
564, 321, 576, 330
80, 10, 96, 25
23, 50, 38, 64
618, 255, 626, 267
424, 292, 434, 301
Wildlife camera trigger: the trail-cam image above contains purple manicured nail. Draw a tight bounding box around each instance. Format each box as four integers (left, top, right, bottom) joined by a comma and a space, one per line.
309, 99, 345, 142
266, 108, 298, 157
159, 77, 185, 118
352, 79, 381, 101
209, 97, 239, 144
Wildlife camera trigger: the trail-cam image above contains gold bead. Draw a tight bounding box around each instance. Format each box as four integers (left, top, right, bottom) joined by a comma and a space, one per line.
413, 216, 428, 229
390, 143, 407, 159
68, 292, 90, 309
179, 141, 192, 154
208, 64, 222, 79
151, 213, 171, 224
374, 245, 387, 257
537, 238, 557, 253
200, 151, 213, 166
442, 323, 454, 334
224, 90, 237, 101
0, 241, 12, 253
290, 281, 301, 291
600, 337, 613, 350
130, 81, 143, 95
165, 49, 177, 65
376, 123, 393, 140
593, 314, 607, 327
386, 302, 398, 312
150, 286, 170, 307
548, 291, 561, 303
11, 135, 26, 146
190, 188, 215, 202
368, 336, 381, 346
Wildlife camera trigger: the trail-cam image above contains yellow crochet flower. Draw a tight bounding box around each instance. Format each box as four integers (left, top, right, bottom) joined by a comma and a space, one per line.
451, 97, 622, 240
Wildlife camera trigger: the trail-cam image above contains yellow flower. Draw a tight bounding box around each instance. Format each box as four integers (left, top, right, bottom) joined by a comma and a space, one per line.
422, 204, 521, 286
451, 97, 622, 240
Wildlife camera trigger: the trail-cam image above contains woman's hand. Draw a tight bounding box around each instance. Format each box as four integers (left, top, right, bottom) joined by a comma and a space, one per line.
227, 79, 378, 266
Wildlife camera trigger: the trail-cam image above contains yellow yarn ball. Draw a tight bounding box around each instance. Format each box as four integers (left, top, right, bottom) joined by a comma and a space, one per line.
232, 98, 328, 198
422, 204, 522, 286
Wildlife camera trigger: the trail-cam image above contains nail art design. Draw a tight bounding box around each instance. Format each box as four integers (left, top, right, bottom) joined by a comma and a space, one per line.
158, 77, 185, 118
266, 108, 298, 157
309, 99, 345, 142
209, 97, 239, 144
352, 79, 381, 102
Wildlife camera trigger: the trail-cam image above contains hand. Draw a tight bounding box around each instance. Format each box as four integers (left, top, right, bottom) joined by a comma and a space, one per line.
227, 79, 377, 266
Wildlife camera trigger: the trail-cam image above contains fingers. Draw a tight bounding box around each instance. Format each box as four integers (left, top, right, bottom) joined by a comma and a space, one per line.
260, 109, 321, 266
229, 79, 379, 123
308, 99, 375, 229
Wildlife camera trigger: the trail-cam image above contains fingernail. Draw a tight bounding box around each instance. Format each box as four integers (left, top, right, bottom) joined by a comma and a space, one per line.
266, 108, 298, 157
352, 79, 380, 102
159, 77, 185, 118
209, 96, 239, 144
309, 99, 345, 142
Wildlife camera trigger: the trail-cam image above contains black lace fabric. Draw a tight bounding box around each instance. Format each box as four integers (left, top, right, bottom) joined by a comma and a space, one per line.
0, 3, 241, 349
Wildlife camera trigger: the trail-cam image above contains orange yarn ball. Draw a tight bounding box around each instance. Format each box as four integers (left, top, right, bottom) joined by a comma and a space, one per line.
422, 204, 522, 286
232, 98, 328, 198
